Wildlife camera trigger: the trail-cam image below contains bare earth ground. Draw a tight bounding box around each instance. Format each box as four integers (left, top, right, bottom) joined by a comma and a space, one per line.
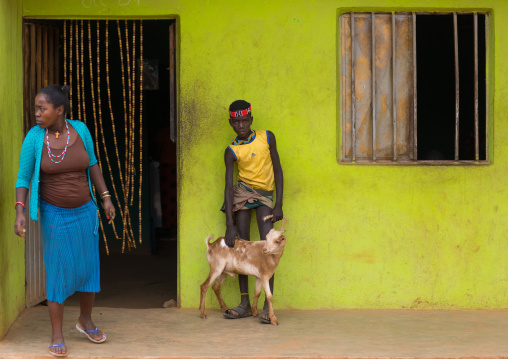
1, 307, 508, 359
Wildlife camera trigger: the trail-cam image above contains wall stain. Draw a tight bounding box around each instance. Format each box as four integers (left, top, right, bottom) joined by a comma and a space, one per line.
352, 251, 375, 264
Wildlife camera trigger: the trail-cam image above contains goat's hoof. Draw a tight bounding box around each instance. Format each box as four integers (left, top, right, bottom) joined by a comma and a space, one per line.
270, 317, 279, 326
200, 314, 207, 319
252, 311, 259, 317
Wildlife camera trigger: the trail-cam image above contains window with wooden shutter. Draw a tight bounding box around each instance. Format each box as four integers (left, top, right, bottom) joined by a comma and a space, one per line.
339, 12, 487, 164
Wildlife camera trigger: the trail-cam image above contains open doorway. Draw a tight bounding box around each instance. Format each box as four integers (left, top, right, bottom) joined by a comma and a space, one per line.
22, 19, 178, 309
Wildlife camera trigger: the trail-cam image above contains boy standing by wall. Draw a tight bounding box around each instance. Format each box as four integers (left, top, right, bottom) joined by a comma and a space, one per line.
222, 100, 284, 324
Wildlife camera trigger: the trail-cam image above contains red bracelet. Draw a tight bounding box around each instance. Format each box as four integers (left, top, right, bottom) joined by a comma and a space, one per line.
15, 202, 26, 212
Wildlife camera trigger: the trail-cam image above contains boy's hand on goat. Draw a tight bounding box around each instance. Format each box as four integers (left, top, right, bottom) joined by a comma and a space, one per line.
271, 206, 284, 223
225, 225, 238, 247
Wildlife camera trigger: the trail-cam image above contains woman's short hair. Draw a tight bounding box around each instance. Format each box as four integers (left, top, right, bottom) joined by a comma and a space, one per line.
37, 84, 71, 115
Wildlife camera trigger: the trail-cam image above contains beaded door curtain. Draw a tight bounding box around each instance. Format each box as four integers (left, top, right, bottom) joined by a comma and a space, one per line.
63, 20, 143, 253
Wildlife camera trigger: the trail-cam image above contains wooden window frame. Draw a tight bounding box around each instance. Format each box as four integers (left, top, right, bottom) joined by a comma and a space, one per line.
339, 11, 490, 165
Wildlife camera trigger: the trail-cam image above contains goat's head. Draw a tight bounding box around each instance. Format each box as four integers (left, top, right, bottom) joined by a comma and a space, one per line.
262, 216, 287, 255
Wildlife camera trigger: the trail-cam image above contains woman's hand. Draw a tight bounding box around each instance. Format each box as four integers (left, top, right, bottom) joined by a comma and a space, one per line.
14, 213, 26, 237
101, 197, 116, 225
90, 165, 116, 225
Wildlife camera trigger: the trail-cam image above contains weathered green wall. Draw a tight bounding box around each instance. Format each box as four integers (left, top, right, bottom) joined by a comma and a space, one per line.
0, 0, 25, 339
17, 0, 508, 310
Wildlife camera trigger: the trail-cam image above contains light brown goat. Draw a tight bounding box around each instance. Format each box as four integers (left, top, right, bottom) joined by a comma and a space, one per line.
199, 216, 286, 325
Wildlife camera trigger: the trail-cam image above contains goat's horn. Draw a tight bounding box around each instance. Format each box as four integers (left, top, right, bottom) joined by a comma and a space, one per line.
281, 216, 285, 231
263, 214, 274, 222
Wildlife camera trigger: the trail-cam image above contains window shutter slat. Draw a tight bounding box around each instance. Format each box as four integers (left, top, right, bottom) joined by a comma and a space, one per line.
341, 13, 414, 162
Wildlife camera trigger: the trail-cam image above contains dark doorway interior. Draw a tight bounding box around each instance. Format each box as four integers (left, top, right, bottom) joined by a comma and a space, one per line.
416, 14, 486, 161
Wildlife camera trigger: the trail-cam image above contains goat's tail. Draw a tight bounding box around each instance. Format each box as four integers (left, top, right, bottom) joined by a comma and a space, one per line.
205, 234, 214, 249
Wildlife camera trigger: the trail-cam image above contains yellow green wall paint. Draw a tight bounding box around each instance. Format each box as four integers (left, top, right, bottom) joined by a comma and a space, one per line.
13, 0, 508, 312
0, 0, 25, 339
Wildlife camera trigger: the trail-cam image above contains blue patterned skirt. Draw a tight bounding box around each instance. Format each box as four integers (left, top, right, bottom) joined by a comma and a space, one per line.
40, 199, 100, 304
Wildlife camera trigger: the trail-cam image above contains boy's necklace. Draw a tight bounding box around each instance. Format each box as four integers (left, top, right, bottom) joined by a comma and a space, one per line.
232, 130, 255, 145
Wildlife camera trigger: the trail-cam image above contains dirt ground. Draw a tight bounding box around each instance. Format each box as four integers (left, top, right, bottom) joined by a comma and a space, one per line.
2, 307, 508, 358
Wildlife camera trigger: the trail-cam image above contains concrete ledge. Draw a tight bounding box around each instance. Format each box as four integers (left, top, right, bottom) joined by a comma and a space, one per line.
1, 307, 507, 358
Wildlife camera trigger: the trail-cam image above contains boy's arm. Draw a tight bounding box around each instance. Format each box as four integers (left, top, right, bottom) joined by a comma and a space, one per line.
268, 131, 284, 222
224, 148, 238, 247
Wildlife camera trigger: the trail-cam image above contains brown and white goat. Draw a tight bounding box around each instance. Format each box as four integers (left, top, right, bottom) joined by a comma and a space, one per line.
199, 216, 286, 325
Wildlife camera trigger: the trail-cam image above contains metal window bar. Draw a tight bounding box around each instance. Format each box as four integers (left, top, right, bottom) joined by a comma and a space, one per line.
474, 13, 479, 161
341, 17, 347, 160
454, 12, 460, 161
485, 14, 489, 162
392, 13, 397, 161
372, 12, 376, 161
351, 12, 356, 162
412, 12, 417, 161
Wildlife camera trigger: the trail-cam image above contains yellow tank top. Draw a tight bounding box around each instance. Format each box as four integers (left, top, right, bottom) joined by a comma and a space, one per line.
228, 130, 274, 191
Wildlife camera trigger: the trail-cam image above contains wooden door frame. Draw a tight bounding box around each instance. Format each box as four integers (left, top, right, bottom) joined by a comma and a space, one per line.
21, 16, 181, 307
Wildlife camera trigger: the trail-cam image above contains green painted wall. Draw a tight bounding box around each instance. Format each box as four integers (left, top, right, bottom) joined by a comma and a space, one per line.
0, 0, 25, 339
15, 0, 508, 311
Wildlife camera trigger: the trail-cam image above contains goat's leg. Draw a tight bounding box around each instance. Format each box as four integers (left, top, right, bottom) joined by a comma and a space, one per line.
257, 206, 276, 313
261, 278, 278, 325
252, 277, 262, 317
212, 273, 228, 312
199, 268, 223, 319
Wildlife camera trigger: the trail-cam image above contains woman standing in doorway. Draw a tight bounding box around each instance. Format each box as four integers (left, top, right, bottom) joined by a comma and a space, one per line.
14, 85, 114, 357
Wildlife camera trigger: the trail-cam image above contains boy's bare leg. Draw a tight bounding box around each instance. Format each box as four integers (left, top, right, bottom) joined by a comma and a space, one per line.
256, 205, 275, 323
224, 209, 252, 318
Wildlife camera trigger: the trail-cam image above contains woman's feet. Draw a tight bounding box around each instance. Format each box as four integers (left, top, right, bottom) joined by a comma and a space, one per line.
48, 338, 67, 357
76, 316, 106, 343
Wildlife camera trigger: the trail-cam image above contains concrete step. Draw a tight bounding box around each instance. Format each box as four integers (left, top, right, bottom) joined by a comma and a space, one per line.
1, 306, 507, 358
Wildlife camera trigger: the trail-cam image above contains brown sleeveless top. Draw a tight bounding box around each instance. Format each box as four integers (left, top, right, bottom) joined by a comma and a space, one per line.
40, 134, 91, 208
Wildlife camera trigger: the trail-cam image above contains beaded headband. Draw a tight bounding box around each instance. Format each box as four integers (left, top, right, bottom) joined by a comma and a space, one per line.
229, 106, 251, 118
